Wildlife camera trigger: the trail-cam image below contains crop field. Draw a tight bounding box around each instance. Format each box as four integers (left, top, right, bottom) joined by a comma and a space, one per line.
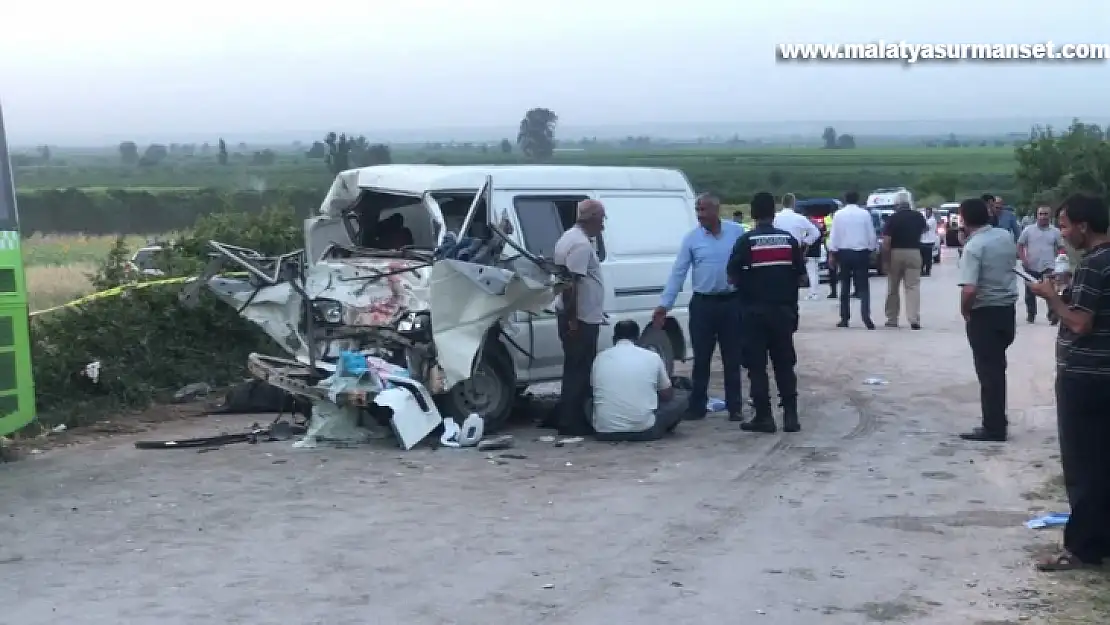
22, 234, 150, 312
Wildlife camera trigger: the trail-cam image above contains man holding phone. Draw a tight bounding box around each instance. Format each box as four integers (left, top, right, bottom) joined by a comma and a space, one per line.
1018, 206, 1064, 324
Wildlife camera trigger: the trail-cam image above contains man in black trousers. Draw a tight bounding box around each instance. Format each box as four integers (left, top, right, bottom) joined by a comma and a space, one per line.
827, 191, 877, 329
728, 192, 806, 433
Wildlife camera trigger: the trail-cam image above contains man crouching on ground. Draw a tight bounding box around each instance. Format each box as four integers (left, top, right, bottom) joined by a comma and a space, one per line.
591, 320, 688, 441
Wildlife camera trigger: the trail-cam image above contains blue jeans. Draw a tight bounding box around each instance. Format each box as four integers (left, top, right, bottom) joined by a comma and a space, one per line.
687, 293, 744, 416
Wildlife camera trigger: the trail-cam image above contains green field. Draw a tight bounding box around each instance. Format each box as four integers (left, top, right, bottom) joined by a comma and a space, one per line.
12, 145, 1019, 209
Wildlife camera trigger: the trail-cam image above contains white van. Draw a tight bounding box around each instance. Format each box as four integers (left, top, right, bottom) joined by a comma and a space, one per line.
290, 164, 696, 427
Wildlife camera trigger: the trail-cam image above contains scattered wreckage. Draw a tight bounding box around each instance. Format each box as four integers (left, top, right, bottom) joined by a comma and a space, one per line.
180, 166, 570, 450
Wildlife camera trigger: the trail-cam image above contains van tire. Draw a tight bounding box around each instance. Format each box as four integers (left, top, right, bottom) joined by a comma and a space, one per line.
639, 326, 676, 378
438, 339, 516, 433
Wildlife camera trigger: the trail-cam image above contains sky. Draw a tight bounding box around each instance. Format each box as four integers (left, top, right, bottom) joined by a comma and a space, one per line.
1, 0, 1108, 145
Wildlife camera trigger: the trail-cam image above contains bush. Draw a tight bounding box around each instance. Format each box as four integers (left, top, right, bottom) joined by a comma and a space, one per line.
29, 206, 305, 426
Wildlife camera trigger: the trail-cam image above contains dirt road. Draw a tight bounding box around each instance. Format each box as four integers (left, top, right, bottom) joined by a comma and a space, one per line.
0, 250, 1068, 624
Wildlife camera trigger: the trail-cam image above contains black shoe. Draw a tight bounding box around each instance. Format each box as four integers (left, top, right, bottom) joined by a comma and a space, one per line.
683, 411, 707, 421
910, 323, 921, 330
728, 411, 745, 422
1050, 317, 1059, 326
837, 320, 849, 328
959, 427, 1007, 442
863, 320, 876, 330
827, 292, 838, 299
783, 407, 800, 433
740, 418, 777, 434
1027, 315, 1035, 324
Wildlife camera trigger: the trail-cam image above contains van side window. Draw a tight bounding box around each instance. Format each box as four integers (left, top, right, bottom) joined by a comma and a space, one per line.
512, 196, 606, 261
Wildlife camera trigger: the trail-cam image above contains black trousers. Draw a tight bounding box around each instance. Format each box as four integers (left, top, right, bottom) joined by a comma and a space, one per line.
837, 249, 872, 323
965, 305, 1016, 433
1056, 373, 1110, 564
556, 314, 600, 435
919, 244, 933, 275
741, 304, 798, 413
688, 293, 744, 416
1022, 269, 1058, 321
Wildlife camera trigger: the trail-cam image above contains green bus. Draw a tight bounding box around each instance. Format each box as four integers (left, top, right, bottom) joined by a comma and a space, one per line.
0, 100, 35, 436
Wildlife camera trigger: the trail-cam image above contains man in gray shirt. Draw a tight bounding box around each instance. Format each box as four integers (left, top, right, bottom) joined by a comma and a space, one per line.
1018, 205, 1065, 324
551, 199, 607, 436
957, 197, 1018, 442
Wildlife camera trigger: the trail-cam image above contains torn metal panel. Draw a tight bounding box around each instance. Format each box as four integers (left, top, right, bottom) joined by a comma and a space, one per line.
429, 259, 559, 389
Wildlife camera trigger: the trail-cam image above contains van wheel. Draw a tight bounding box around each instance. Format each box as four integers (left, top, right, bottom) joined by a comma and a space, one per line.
639, 326, 676, 378
438, 340, 515, 433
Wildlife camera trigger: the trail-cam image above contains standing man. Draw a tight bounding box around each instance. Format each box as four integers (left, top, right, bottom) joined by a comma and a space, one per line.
552, 199, 607, 437
1018, 205, 1065, 324
827, 190, 877, 329
773, 192, 822, 299
728, 192, 806, 433
957, 197, 1018, 442
882, 192, 927, 329
824, 212, 838, 299
1027, 194, 1110, 572
920, 207, 938, 277
989, 194, 1022, 241
654, 193, 746, 421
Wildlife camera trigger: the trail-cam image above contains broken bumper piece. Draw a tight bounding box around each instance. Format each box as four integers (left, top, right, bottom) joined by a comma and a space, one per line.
247, 353, 443, 450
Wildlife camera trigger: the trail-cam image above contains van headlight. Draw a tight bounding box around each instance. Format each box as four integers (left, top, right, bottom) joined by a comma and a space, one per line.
312, 299, 344, 324
396, 311, 431, 338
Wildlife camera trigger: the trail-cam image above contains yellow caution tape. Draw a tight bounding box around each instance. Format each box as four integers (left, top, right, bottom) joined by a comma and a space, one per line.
29, 272, 251, 318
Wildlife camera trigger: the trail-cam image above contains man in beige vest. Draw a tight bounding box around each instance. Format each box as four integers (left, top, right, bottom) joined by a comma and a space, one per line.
881, 193, 927, 329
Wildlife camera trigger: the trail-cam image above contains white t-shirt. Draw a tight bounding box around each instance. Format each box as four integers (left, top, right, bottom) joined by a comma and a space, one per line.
921, 216, 938, 244
773, 208, 821, 247
553, 225, 605, 324
590, 340, 671, 433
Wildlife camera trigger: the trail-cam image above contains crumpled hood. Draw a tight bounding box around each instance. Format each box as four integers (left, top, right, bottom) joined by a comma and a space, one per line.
304, 257, 433, 326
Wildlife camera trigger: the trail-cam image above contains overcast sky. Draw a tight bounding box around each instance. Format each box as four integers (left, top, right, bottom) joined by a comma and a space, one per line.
2, 0, 1107, 144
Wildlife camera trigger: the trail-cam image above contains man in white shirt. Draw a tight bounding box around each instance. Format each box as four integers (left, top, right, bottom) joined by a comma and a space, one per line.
591, 320, 687, 441
827, 190, 878, 329
773, 193, 823, 300
920, 207, 938, 277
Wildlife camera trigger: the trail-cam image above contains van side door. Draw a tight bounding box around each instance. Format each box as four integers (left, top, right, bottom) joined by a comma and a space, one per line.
506, 192, 595, 383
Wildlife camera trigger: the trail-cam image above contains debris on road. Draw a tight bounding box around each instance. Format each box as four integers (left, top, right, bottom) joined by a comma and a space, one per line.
863, 377, 889, 386
477, 435, 514, 451
1025, 512, 1070, 529
173, 382, 211, 403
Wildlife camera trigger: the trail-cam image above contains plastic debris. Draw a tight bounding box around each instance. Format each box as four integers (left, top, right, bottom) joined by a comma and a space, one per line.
477, 435, 514, 451
440, 418, 462, 448
862, 377, 888, 386
707, 397, 727, 412
1025, 512, 1070, 529
458, 413, 485, 447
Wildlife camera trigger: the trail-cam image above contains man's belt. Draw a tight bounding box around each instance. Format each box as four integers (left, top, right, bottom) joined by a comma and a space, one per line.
693, 291, 735, 299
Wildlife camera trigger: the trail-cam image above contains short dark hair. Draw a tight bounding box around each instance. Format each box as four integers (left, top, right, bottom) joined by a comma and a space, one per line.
751, 192, 776, 220
844, 190, 860, 205
732, 210, 744, 219
960, 197, 990, 227
980, 193, 995, 204
613, 319, 639, 343
1059, 194, 1109, 234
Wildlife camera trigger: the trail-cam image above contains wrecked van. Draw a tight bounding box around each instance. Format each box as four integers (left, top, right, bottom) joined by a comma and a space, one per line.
183, 165, 695, 445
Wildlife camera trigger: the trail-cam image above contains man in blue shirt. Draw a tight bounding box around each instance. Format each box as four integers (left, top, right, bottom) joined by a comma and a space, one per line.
653, 193, 746, 421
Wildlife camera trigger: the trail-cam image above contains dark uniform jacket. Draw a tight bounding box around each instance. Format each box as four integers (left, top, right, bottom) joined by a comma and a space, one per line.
726, 223, 806, 307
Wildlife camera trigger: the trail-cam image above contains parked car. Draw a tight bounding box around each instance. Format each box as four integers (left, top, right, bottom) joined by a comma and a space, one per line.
183, 164, 698, 435
126, 245, 166, 278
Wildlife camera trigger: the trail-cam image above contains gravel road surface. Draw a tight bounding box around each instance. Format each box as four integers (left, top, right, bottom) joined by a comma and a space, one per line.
0, 250, 1067, 624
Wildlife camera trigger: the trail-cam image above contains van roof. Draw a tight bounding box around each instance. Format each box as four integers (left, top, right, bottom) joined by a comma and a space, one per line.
345, 164, 693, 195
